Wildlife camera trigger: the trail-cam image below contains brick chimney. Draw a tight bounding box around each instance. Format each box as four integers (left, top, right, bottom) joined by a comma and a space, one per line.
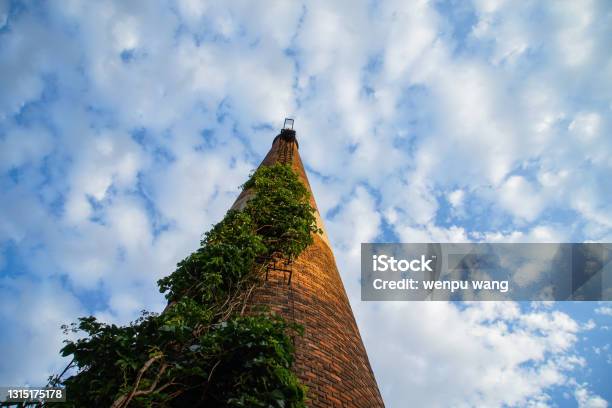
232, 120, 385, 407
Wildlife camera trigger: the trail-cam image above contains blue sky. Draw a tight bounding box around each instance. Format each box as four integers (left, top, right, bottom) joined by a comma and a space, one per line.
1, 0, 611, 406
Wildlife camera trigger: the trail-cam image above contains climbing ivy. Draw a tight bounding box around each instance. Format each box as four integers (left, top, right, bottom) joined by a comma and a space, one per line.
49, 163, 321, 407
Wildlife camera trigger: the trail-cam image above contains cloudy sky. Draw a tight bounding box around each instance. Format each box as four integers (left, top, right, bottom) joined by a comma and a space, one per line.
1, 0, 611, 406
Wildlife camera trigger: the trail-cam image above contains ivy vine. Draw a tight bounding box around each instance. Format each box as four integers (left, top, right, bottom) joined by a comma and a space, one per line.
48, 163, 321, 407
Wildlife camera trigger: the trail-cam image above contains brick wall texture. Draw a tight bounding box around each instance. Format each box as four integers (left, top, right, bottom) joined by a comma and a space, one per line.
232, 131, 385, 407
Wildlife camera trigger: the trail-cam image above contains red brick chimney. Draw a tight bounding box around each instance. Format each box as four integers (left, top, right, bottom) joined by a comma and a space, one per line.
232, 120, 385, 407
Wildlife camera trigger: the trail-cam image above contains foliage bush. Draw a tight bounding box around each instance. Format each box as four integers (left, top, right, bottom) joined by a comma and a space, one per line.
49, 163, 320, 407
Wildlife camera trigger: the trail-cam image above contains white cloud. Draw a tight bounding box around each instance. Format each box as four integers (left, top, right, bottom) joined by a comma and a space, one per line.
0, 276, 84, 385
575, 384, 608, 408
498, 176, 546, 223
381, 1, 438, 81
448, 189, 464, 209
596, 306, 612, 316
583, 319, 596, 331
569, 112, 602, 142
327, 185, 381, 254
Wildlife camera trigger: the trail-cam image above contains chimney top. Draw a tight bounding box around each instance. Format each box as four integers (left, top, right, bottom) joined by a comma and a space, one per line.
279, 118, 297, 146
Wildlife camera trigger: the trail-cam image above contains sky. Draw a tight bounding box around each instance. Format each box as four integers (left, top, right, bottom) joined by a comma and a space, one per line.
0, 0, 611, 406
